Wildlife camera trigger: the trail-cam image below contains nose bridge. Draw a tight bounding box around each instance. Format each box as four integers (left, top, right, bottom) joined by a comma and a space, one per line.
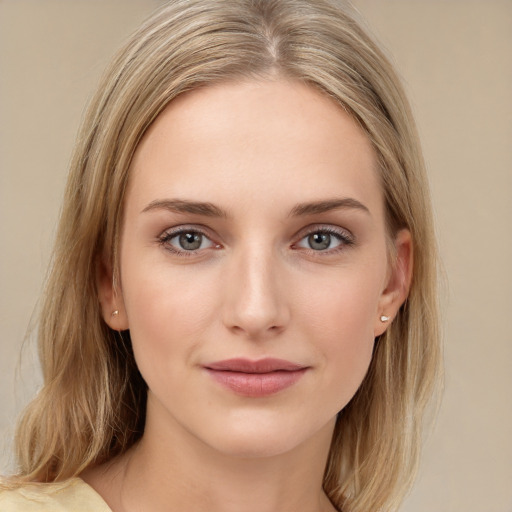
222, 240, 288, 338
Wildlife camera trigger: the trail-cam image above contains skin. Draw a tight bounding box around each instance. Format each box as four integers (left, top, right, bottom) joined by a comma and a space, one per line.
87, 79, 412, 512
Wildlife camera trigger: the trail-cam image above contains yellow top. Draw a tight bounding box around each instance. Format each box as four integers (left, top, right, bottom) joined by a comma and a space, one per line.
0, 477, 112, 511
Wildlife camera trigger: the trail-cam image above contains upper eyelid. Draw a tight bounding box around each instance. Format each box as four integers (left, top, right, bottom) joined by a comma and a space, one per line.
294, 223, 354, 240
157, 223, 355, 245
157, 226, 218, 252
159, 224, 214, 238
158, 226, 218, 255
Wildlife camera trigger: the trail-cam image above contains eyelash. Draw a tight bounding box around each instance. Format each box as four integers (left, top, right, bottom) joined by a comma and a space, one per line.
158, 226, 217, 257
294, 226, 355, 255
157, 225, 355, 257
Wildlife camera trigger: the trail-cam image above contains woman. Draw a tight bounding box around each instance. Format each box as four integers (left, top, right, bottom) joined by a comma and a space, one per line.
0, 0, 441, 511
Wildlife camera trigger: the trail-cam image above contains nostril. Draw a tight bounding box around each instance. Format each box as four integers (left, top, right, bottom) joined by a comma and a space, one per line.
228, 323, 284, 338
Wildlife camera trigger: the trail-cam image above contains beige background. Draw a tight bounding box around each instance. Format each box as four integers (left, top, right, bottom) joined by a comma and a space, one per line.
1, 1, 511, 510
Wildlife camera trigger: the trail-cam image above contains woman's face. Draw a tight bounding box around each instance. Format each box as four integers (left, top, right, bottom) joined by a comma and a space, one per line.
102, 79, 410, 457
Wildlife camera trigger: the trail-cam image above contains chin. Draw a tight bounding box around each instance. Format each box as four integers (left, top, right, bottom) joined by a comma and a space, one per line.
197, 411, 336, 460
208, 435, 305, 459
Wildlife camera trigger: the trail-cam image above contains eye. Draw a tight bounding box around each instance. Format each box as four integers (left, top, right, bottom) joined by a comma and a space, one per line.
159, 227, 218, 255
294, 227, 354, 252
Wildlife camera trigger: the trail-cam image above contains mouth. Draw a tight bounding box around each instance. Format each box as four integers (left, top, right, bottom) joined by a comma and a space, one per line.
204, 358, 309, 397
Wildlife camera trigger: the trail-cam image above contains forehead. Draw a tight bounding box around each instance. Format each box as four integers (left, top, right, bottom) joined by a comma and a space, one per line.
127, 79, 383, 218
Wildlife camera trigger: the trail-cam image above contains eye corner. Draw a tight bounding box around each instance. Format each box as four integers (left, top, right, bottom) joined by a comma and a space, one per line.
292, 225, 355, 254
157, 225, 221, 257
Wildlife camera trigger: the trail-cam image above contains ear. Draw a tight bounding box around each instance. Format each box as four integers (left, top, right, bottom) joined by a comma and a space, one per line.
96, 256, 129, 331
374, 229, 413, 337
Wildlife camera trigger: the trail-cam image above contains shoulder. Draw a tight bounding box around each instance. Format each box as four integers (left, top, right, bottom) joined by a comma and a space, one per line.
0, 477, 112, 511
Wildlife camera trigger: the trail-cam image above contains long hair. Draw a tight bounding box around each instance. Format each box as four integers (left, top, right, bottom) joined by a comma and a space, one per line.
13, 1, 441, 510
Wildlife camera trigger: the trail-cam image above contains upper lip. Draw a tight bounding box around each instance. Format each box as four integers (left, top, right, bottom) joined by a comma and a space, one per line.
204, 358, 307, 374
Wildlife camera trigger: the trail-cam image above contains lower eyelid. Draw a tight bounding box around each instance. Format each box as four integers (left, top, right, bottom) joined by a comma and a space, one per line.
157, 227, 221, 256
157, 226, 353, 254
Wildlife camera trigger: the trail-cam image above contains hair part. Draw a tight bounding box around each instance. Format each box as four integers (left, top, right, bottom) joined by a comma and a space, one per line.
12, 1, 441, 511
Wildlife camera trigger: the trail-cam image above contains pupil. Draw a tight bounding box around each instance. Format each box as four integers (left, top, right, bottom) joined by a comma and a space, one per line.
179, 232, 202, 250
309, 232, 330, 250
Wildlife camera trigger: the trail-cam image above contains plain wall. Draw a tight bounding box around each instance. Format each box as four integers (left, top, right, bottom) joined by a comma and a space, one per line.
1, 1, 511, 511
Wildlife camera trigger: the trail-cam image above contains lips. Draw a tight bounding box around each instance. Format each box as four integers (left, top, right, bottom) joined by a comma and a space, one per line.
204, 358, 308, 397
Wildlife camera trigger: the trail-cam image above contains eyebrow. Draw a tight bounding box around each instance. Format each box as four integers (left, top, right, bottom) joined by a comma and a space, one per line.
289, 198, 370, 217
141, 197, 370, 218
141, 199, 228, 217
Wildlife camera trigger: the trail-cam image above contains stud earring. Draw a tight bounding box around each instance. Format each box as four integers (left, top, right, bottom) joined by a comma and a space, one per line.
380, 315, 390, 322
111, 310, 119, 317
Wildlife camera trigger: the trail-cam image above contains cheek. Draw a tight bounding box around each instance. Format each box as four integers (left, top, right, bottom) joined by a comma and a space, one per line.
119, 257, 220, 380
295, 267, 382, 402
297, 265, 382, 340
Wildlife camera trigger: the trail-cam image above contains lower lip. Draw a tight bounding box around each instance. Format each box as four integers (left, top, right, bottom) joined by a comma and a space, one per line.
206, 368, 308, 397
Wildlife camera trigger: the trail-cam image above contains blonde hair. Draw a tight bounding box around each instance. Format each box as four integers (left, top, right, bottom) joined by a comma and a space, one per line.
13, 1, 441, 510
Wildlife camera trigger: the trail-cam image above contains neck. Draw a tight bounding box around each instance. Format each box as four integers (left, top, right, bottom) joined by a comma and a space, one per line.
126, 418, 336, 512
85, 395, 338, 512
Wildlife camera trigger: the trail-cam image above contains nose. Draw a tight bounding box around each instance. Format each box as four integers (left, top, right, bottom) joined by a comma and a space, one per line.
221, 244, 290, 340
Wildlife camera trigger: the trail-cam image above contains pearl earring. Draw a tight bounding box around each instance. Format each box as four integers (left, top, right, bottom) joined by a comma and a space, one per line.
111, 310, 119, 317
380, 315, 390, 322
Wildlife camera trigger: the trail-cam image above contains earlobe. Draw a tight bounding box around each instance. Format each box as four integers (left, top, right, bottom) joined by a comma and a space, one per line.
96, 256, 129, 331
374, 229, 413, 337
